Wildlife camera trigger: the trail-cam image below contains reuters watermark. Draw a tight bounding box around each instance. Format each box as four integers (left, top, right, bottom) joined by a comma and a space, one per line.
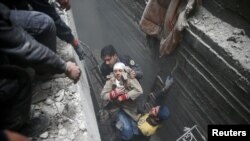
208, 125, 249, 141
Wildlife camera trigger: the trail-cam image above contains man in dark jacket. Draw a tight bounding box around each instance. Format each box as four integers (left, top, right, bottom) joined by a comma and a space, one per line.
0, 3, 81, 137
28, 0, 85, 59
100, 45, 143, 81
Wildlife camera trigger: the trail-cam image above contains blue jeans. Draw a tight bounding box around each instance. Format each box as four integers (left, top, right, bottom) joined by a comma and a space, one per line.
116, 110, 139, 140
9, 10, 57, 52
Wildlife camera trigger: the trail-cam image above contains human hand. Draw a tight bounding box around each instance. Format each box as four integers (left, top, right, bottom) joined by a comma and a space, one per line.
129, 70, 136, 78
175, 11, 189, 31
71, 38, 80, 47
163, 75, 174, 91
109, 90, 119, 100
118, 94, 129, 102
185, 0, 195, 15
57, 0, 71, 10
5, 130, 29, 141
109, 88, 126, 100
65, 61, 81, 83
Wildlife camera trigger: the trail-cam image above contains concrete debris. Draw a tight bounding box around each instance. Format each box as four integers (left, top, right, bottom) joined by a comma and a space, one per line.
45, 98, 54, 105
190, 7, 250, 71
33, 111, 41, 118
58, 128, 67, 136
55, 89, 65, 102
29, 3, 96, 140
78, 123, 86, 131
233, 28, 245, 36
55, 102, 65, 114
58, 124, 63, 129
68, 85, 77, 93
41, 105, 57, 116
39, 132, 49, 139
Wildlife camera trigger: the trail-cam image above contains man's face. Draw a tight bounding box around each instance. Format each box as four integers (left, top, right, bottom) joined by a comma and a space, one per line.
114, 69, 123, 80
103, 55, 117, 67
149, 106, 160, 117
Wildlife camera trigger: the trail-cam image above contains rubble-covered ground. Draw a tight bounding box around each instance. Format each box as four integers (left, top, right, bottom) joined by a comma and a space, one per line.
30, 39, 88, 141
190, 8, 250, 71
29, 9, 89, 141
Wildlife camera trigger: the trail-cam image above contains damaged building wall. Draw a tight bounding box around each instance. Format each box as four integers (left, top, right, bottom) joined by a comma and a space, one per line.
115, 0, 250, 140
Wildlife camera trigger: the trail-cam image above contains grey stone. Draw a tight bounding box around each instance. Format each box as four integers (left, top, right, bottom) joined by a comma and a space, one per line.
39, 131, 49, 139
78, 123, 86, 131
41, 105, 57, 116
58, 124, 63, 129
69, 134, 75, 140
55, 91, 65, 102
45, 98, 54, 105
56, 89, 65, 97
33, 111, 41, 118
68, 85, 77, 93
58, 128, 67, 136
55, 102, 65, 114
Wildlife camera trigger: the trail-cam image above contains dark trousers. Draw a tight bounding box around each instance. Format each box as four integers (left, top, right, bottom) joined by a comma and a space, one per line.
0, 65, 32, 131
9, 10, 57, 52
28, 0, 74, 44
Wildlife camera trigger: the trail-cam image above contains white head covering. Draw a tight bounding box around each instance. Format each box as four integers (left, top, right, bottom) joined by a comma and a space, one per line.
113, 62, 125, 71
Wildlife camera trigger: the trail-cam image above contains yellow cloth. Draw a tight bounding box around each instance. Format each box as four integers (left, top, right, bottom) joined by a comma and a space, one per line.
137, 114, 159, 136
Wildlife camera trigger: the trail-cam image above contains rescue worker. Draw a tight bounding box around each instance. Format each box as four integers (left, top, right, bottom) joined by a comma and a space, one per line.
0, 3, 81, 137
100, 45, 143, 80
100, 62, 143, 141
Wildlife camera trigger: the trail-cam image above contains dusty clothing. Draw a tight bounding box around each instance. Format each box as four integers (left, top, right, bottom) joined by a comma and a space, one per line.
100, 55, 143, 80
140, 0, 201, 56
101, 73, 143, 121
28, 0, 74, 43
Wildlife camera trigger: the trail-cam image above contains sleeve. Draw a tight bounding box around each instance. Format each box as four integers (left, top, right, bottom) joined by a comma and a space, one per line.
28, 0, 74, 43
0, 3, 66, 73
100, 63, 110, 79
127, 78, 143, 100
100, 80, 113, 100
125, 55, 143, 79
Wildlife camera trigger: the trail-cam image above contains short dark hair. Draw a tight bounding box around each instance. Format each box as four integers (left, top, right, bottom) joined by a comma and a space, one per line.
101, 45, 117, 59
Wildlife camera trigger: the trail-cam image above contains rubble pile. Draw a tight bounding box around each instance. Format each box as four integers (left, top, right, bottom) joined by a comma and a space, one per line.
30, 39, 87, 141
190, 8, 250, 71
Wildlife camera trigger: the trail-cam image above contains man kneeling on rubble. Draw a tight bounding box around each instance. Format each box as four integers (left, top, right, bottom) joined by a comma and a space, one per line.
101, 62, 143, 141
0, 3, 81, 139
